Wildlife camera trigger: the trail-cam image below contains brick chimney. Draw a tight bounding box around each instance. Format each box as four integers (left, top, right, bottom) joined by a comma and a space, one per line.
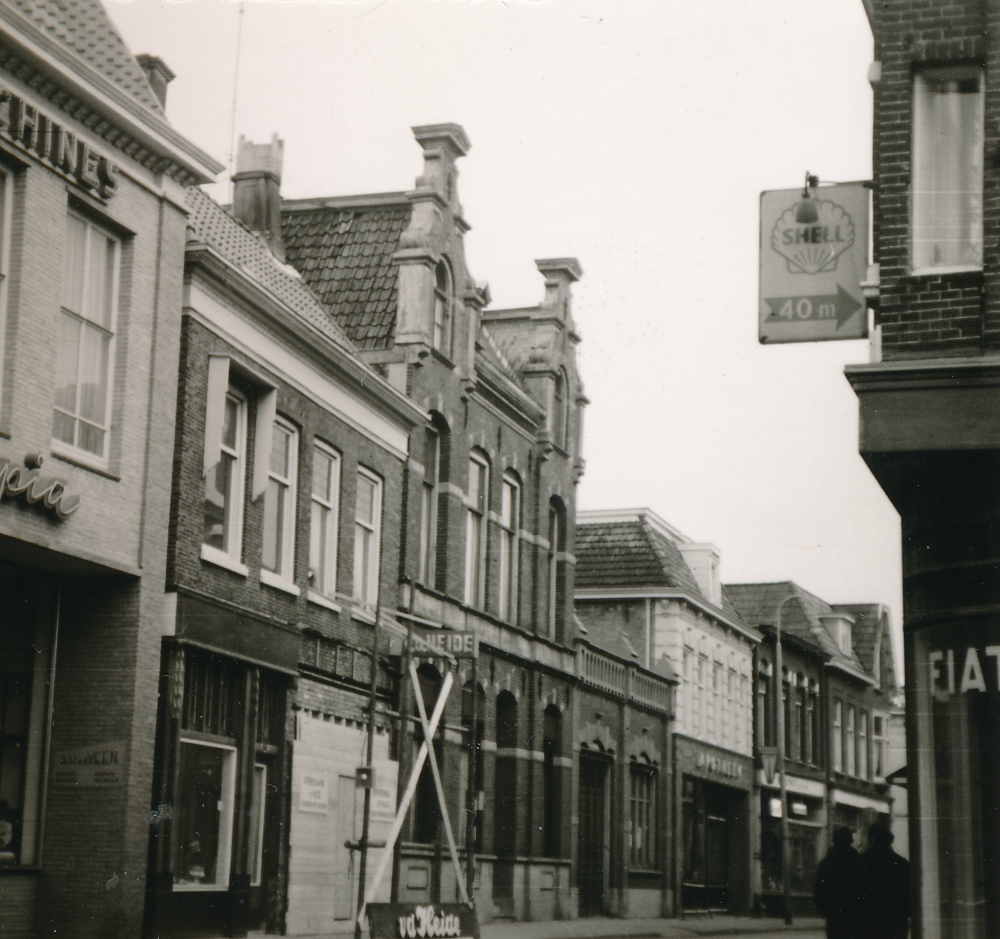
232, 134, 285, 261
135, 54, 175, 109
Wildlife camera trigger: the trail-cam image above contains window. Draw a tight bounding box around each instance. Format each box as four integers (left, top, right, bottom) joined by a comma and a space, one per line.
0, 169, 12, 415
353, 469, 382, 613
552, 370, 567, 450
53, 213, 119, 461
858, 710, 868, 780
547, 499, 565, 639
175, 739, 237, 889
873, 713, 888, 780
499, 473, 519, 624
833, 700, 843, 773
846, 705, 856, 777
808, 683, 820, 765
630, 760, 657, 868
912, 67, 984, 272
419, 426, 439, 586
262, 418, 297, 586
433, 260, 454, 357
542, 706, 561, 857
462, 683, 486, 852
494, 691, 518, 857
797, 682, 807, 762
464, 453, 488, 608
203, 388, 247, 565
249, 764, 267, 887
783, 672, 792, 756
309, 442, 340, 598
759, 662, 774, 748
413, 664, 443, 845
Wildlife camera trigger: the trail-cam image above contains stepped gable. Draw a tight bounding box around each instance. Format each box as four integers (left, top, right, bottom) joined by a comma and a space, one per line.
8, 0, 164, 114
281, 195, 411, 351
186, 187, 355, 353
575, 518, 701, 595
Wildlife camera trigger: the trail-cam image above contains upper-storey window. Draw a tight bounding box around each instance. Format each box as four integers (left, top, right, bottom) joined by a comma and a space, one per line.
433, 260, 454, 359
354, 468, 382, 616
53, 213, 120, 463
464, 452, 489, 608
419, 425, 439, 586
912, 67, 984, 272
498, 472, 520, 625
0, 169, 13, 418
309, 441, 340, 599
261, 418, 298, 588
552, 370, 568, 450
547, 498, 566, 640
203, 387, 247, 567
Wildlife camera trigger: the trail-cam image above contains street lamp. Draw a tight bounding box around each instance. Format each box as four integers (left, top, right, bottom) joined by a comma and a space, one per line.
774, 594, 796, 926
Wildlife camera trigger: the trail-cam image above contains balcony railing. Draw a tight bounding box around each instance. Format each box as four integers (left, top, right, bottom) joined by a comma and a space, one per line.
578, 645, 672, 713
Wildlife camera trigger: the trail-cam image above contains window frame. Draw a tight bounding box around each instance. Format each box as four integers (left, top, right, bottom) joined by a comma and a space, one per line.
308, 440, 341, 603
911, 66, 985, 274
0, 168, 13, 420
353, 466, 382, 617
260, 416, 298, 591
833, 699, 843, 773
419, 426, 439, 587
858, 709, 868, 780
546, 500, 565, 640
464, 452, 489, 608
845, 704, 856, 777
201, 386, 248, 575
629, 760, 657, 870
498, 471, 520, 625
52, 210, 121, 467
432, 260, 454, 359
872, 712, 889, 781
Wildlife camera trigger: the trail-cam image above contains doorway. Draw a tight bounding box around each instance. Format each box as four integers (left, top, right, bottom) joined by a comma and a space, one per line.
578, 752, 609, 916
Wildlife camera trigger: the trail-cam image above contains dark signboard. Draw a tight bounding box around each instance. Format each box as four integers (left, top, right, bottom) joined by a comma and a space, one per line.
368, 904, 479, 939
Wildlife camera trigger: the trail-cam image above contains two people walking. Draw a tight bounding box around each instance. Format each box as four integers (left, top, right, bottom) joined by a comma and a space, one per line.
814, 823, 910, 939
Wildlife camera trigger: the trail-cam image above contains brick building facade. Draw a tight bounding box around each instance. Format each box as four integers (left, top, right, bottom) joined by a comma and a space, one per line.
0, 2, 220, 937
847, 2, 1000, 935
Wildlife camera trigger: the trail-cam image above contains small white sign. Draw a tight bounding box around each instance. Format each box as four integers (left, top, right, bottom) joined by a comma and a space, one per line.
759, 184, 869, 344
53, 740, 126, 788
299, 771, 329, 814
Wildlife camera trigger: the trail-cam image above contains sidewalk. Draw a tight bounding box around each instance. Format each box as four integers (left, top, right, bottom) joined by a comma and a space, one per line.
479, 915, 825, 939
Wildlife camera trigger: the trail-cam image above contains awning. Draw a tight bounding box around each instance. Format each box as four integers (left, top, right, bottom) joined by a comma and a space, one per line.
831, 788, 890, 813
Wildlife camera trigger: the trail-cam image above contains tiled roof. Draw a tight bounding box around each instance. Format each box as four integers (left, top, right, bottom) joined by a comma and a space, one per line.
725, 581, 870, 675
832, 603, 889, 679
281, 197, 411, 351
575, 520, 681, 590
185, 187, 355, 353
9, 0, 164, 114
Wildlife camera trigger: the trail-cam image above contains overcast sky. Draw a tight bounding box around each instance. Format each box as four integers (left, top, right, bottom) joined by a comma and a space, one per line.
108, 0, 901, 666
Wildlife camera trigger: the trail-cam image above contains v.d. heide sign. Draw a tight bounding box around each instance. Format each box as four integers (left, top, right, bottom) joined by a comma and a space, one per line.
368, 904, 479, 939
759, 183, 869, 344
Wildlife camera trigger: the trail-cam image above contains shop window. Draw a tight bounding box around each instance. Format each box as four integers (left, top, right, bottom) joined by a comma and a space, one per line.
0, 169, 13, 419
498, 472, 520, 625
912, 67, 984, 272
0, 568, 54, 868
309, 441, 340, 599
181, 650, 238, 738
261, 417, 298, 589
464, 452, 488, 608
630, 758, 657, 869
833, 700, 843, 773
174, 740, 237, 889
249, 763, 266, 886
412, 664, 442, 844
353, 468, 382, 616
494, 691, 518, 857
542, 705, 561, 857
432, 260, 454, 358
418, 425, 439, 587
53, 212, 120, 464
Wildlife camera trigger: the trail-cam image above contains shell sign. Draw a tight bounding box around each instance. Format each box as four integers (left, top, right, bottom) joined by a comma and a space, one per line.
759, 183, 869, 344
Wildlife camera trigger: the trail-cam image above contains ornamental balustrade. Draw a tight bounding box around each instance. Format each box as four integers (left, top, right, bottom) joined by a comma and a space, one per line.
578, 645, 672, 713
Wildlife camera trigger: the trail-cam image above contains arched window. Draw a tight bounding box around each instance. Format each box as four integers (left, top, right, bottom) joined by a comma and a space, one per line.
551, 370, 568, 450
433, 261, 454, 358
499, 471, 520, 625
462, 681, 486, 851
542, 705, 562, 857
494, 691, 518, 857
419, 414, 448, 587
547, 498, 566, 640
413, 664, 443, 844
465, 450, 489, 608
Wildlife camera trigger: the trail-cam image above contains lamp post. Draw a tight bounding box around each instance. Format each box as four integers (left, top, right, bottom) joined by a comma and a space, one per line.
774, 594, 796, 926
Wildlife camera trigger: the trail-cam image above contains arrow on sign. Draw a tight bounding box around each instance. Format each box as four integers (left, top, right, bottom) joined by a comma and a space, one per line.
764, 284, 862, 329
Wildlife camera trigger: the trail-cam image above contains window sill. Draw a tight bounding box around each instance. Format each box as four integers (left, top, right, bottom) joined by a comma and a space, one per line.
200, 544, 249, 577
906, 265, 983, 279
307, 590, 341, 613
352, 604, 377, 625
260, 569, 300, 596
50, 444, 118, 480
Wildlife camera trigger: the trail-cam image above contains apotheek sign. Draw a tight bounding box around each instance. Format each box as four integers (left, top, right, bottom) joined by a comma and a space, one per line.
0, 454, 80, 520
695, 749, 744, 780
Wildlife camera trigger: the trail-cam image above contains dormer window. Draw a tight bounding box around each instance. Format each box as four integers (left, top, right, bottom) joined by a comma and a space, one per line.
839, 622, 853, 656
433, 260, 454, 358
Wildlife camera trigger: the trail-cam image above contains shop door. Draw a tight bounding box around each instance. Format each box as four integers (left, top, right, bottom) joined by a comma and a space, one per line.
705, 812, 729, 910
577, 753, 608, 917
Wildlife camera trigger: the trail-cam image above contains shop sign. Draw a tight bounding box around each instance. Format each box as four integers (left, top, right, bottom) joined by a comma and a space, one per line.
695, 749, 744, 781
792, 801, 808, 816
410, 627, 477, 660
0, 88, 119, 198
299, 770, 329, 814
0, 454, 80, 520
928, 642, 1000, 698
368, 904, 479, 939
53, 740, 125, 787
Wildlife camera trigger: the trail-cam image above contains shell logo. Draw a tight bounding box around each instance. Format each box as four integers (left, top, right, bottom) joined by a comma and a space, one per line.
771, 199, 856, 275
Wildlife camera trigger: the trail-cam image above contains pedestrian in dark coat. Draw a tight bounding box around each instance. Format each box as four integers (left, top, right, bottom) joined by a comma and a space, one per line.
859, 823, 910, 939
815, 826, 864, 939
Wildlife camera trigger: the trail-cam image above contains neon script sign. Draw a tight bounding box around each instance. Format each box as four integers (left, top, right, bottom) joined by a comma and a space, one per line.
0, 453, 80, 520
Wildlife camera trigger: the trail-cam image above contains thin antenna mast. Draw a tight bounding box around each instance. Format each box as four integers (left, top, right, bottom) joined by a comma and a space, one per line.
227, 0, 245, 203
